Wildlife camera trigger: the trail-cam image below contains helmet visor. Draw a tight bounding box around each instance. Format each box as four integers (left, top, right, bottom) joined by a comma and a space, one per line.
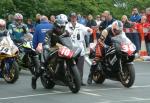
112, 28, 121, 35
0, 25, 5, 31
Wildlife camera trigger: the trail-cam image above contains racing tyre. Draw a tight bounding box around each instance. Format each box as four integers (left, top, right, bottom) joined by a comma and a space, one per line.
68, 65, 81, 93
3, 61, 19, 83
119, 64, 135, 88
40, 74, 55, 89
93, 70, 105, 84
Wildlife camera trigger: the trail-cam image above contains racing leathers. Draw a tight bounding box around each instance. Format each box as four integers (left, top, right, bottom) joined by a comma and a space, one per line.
8, 22, 28, 43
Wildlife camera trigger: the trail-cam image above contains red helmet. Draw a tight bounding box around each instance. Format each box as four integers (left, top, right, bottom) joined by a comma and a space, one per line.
14, 13, 23, 20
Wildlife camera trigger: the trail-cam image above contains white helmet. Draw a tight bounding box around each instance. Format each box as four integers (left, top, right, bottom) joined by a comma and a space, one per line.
0, 19, 6, 32
14, 13, 23, 20
56, 14, 68, 26
111, 20, 123, 35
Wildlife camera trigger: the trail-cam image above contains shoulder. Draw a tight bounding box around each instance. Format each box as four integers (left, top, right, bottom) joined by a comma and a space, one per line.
22, 23, 28, 27
106, 27, 112, 31
65, 22, 72, 29
3, 30, 10, 36
9, 23, 16, 28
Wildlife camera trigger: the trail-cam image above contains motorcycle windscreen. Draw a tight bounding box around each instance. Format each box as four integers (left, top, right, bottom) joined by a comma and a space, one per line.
111, 32, 136, 55
0, 36, 18, 56
59, 36, 73, 49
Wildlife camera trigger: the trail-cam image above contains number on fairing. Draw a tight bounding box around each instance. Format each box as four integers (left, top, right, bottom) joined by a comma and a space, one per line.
0, 46, 9, 53
121, 43, 134, 52
61, 47, 70, 56
121, 44, 128, 52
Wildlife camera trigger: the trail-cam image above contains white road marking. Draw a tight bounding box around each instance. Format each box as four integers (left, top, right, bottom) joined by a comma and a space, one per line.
0, 91, 70, 100
82, 85, 150, 92
95, 97, 150, 103
132, 85, 150, 88
1, 85, 150, 100
80, 91, 101, 96
136, 73, 150, 75
131, 97, 147, 100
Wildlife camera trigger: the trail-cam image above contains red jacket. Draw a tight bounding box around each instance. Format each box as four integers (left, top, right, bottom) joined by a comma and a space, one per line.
134, 22, 150, 41
147, 14, 150, 23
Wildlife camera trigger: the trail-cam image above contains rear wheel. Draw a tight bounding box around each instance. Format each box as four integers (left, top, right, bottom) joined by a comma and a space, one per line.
93, 70, 105, 84
3, 61, 19, 83
119, 64, 135, 88
68, 65, 81, 93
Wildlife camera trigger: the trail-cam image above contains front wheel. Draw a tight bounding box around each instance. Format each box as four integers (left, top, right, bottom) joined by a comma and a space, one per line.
93, 70, 105, 84
40, 73, 55, 89
3, 61, 19, 83
68, 65, 81, 93
119, 63, 135, 88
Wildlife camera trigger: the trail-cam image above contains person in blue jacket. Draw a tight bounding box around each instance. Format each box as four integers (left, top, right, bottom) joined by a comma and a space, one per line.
130, 7, 141, 54
130, 8, 141, 23
31, 15, 54, 89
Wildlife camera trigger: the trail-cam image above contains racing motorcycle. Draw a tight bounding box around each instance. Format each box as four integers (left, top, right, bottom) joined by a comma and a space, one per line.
90, 34, 136, 88
15, 34, 35, 75
40, 32, 81, 93
0, 37, 19, 83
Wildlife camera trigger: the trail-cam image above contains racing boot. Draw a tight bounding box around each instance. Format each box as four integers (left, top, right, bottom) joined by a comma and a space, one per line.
31, 55, 44, 89
87, 62, 97, 84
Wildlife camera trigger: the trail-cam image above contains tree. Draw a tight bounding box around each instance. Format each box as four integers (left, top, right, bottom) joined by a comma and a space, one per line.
0, 0, 150, 20
0, 0, 15, 18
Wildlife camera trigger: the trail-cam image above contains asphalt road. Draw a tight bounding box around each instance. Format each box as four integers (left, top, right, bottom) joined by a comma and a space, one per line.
0, 61, 150, 103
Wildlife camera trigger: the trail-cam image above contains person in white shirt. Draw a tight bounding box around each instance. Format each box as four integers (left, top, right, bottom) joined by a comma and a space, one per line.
65, 12, 93, 86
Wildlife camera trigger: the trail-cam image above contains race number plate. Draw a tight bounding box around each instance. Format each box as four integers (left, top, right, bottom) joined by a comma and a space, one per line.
58, 46, 74, 59
0, 46, 10, 54
121, 43, 135, 56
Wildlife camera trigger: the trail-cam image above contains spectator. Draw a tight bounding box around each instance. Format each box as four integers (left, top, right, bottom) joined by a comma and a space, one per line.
130, 7, 141, 23
78, 15, 87, 26
65, 12, 93, 86
100, 11, 115, 45
86, 14, 97, 28
77, 13, 82, 23
140, 10, 146, 16
121, 15, 134, 42
6, 14, 14, 29
99, 11, 115, 31
86, 14, 97, 45
95, 15, 102, 39
27, 18, 34, 35
32, 15, 54, 89
95, 15, 101, 27
99, 13, 106, 33
35, 14, 41, 27
108, 14, 115, 24
136, 15, 150, 56
146, 7, 150, 23
130, 8, 141, 53
100, 13, 106, 22
50, 15, 56, 24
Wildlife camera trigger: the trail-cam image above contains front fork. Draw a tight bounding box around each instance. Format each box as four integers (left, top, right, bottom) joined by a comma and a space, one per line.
3, 58, 15, 75
64, 60, 75, 83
